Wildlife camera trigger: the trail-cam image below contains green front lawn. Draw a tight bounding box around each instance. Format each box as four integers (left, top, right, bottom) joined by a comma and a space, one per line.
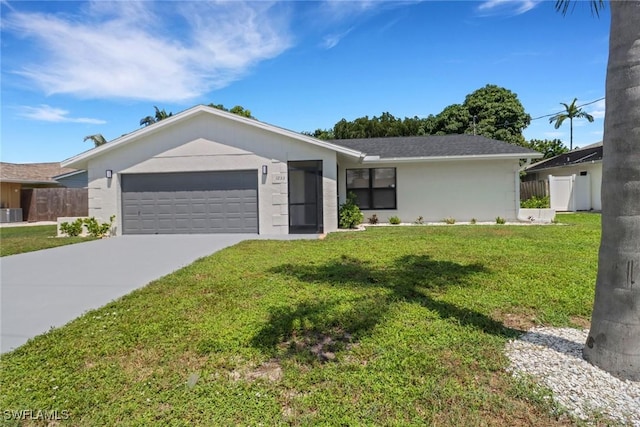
0, 225, 95, 257
0, 214, 601, 425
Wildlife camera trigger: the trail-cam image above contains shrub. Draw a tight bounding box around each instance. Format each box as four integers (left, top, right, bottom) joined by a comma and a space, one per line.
444, 217, 456, 225
520, 196, 550, 209
414, 216, 424, 225
60, 219, 84, 237
83, 215, 115, 238
388, 216, 401, 225
339, 193, 364, 229
495, 216, 506, 225
470, 218, 477, 225
368, 214, 379, 225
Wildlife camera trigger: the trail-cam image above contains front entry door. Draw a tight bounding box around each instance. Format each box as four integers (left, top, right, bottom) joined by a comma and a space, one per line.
288, 161, 323, 233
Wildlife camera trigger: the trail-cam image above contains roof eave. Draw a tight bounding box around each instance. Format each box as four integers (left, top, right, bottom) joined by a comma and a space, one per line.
361, 152, 542, 163
0, 179, 59, 185
526, 158, 602, 173
52, 169, 86, 180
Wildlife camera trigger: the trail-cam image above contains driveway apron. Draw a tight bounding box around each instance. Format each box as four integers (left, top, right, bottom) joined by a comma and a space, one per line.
1, 234, 315, 354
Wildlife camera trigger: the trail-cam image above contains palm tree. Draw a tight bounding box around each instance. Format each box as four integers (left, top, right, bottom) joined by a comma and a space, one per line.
139, 106, 173, 127
139, 115, 155, 127
548, 98, 594, 150
556, 0, 640, 380
83, 134, 107, 147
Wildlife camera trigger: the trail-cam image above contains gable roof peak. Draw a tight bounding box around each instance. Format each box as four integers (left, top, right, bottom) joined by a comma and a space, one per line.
62, 105, 364, 169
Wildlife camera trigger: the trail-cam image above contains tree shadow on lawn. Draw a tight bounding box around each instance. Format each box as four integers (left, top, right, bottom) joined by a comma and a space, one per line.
251, 254, 521, 363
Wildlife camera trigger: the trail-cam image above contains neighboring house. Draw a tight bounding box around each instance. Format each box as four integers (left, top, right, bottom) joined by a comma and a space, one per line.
52, 170, 89, 189
0, 162, 87, 222
524, 142, 602, 211
61, 105, 541, 235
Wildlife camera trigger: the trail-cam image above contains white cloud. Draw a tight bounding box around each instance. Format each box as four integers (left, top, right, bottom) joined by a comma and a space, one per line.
477, 0, 540, 16
314, 1, 417, 50
543, 131, 565, 138
318, 0, 379, 21
18, 105, 107, 124
321, 28, 353, 49
3, 1, 293, 102
586, 98, 605, 119
0, 0, 15, 12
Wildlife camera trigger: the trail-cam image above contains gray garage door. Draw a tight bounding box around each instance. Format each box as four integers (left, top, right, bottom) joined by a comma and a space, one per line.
121, 171, 258, 234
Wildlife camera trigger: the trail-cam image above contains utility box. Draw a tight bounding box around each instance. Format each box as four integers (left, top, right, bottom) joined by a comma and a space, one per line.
0, 208, 23, 223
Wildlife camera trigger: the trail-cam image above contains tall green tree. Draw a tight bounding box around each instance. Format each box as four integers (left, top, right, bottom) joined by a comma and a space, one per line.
320, 85, 530, 145
462, 84, 531, 146
208, 103, 255, 119
330, 113, 433, 139
83, 134, 107, 147
302, 128, 335, 140
557, 0, 640, 380
548, 98, 595, 150
432, 104, 470, 135
525, 139, 568, 159
139, 106, 173, 127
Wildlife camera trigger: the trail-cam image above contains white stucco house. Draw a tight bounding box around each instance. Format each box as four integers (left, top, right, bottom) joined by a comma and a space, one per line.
524, 142, 602, 211
61, 105, 541, 235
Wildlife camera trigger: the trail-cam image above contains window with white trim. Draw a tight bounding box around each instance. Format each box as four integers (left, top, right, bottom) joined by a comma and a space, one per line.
346, 168, 396, 209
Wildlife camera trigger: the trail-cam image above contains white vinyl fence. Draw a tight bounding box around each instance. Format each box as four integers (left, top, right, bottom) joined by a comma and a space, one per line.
549, 174, 592, 212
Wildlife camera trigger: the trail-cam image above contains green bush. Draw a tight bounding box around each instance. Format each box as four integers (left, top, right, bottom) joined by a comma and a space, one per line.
339, 193, 364, 229
83, 215, 115, 238
414, 216, 424, 225
368, 214, 379, 225
444, 217, 456, 225
470, 218, 477, 225
59, 219, 84, 237
388, 216, 401, 225
520, 196, 550, 209
496, 216, 506, 225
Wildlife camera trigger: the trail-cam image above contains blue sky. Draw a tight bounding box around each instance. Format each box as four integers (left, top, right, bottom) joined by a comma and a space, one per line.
1, 0, 609, 163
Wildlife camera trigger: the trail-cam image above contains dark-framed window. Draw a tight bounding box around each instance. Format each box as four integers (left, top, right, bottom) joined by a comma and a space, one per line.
346, 168, 396, 209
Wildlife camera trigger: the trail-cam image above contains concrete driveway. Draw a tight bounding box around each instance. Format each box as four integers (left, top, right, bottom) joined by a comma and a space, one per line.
1, 234, 316, 354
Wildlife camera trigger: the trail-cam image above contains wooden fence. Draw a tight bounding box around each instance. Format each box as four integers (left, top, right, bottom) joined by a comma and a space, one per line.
520, 180, 549, 200
21, 188, 88, 222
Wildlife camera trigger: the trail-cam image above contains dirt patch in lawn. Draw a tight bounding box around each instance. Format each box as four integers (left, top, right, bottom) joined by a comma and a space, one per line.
569, 316, 590, 329
278, 330, 358, 362
494, 311, 537, 331
230, 359, 283, 383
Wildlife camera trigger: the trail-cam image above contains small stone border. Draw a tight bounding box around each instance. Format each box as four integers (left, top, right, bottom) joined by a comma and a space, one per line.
364, 222, 552, 226
505, 327, 640, 426
334, 221, 560, 232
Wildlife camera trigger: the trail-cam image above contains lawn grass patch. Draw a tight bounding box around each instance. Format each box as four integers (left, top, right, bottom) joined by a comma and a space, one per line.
0, 214, 600, 425
0, 225, 95, 257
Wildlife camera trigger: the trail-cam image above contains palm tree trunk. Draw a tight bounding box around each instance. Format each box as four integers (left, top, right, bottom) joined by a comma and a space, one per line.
583, 0, 640, 381
569, 117, 573, 150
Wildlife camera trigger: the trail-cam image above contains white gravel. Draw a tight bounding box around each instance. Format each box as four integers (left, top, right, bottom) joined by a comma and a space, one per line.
505, 327, 640, 426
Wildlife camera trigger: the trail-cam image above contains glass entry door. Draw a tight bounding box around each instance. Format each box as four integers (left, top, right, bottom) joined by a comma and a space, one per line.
288, 161, 323, 233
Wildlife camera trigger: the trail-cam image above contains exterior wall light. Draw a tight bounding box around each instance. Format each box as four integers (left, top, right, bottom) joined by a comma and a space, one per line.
262, 165, 268, 175
106, 170, 113, 179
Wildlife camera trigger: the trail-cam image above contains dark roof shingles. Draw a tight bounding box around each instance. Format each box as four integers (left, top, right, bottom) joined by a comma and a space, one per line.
526, 143, 602, 172
329, 134, 539, 158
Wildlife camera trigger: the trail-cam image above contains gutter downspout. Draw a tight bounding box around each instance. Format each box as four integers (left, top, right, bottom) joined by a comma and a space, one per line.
515, 166, 529, 222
